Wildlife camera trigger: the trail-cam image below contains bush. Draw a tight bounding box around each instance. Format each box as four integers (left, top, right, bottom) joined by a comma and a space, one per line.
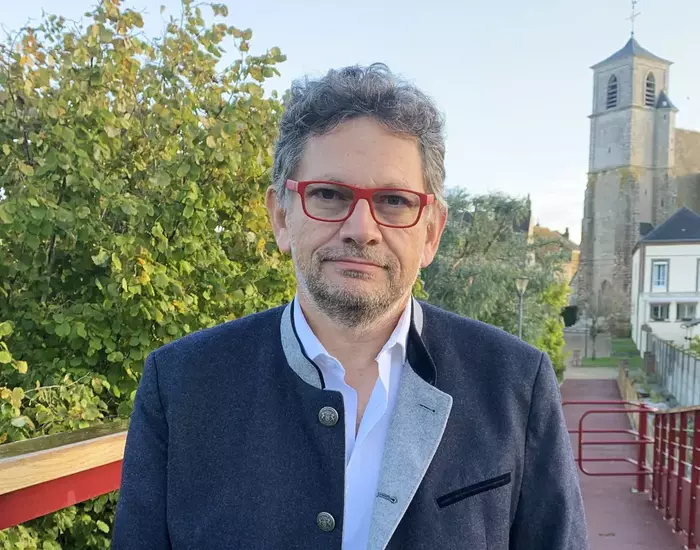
0, 1, 293, 546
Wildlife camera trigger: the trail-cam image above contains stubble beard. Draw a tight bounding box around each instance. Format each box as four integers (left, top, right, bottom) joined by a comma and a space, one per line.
294, 243, 415, 329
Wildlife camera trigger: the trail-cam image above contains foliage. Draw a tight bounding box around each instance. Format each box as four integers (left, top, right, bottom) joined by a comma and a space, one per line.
423, 189, 571, 376
535, 283, 569, 381
0, 0, 291, 546
691, 336, 700, 357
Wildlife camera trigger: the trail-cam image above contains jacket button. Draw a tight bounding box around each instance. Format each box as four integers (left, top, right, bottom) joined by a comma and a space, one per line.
316, 511, 336, 532
318, 406, 339, 427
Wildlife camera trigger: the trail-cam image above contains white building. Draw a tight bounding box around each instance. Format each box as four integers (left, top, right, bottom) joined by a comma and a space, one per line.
631, 207, 700, 350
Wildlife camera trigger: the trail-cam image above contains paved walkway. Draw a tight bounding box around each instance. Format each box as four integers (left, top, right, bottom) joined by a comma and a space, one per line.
561, 376, 686, 549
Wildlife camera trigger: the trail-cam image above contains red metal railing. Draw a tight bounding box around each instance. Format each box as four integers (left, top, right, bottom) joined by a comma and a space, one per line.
563, 400, 653, 492
564, 399, 700, 549
652, 407, 700, 549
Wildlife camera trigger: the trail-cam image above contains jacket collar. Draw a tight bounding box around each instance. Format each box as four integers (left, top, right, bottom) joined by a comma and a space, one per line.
280, 297, 436, 389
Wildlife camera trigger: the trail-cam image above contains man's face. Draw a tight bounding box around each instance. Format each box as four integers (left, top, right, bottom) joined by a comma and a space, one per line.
266, 117, 446, 327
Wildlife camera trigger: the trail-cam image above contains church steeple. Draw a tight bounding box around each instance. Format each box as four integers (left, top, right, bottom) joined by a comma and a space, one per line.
591, 37, 672, 71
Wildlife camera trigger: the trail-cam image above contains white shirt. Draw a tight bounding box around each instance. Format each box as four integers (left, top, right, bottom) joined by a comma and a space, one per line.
293, 298, 411, 549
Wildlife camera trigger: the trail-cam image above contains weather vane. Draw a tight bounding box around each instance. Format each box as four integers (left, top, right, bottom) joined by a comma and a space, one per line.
628, 0, 641, 37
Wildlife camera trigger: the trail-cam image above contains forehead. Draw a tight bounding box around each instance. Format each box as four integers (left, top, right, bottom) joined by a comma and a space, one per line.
295, 117, 424, 190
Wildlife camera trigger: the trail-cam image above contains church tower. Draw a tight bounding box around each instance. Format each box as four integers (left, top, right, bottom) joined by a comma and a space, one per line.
578, 37, 677, 324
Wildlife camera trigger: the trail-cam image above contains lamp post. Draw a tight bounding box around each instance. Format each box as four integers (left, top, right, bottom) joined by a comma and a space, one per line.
515, 276, 529, 340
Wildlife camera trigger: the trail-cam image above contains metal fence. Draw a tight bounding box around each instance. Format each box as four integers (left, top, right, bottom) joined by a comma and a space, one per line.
647, 333, 700, 406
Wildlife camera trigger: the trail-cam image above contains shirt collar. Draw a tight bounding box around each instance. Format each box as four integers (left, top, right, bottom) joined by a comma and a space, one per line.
292, 296, 411, 367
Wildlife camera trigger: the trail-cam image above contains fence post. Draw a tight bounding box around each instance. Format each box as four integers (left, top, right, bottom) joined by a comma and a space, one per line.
688, 410, 700, 550
637, 404, 649, 493
666, 414, 675, 520
659, 414, 669, 511
653, 413, 661, 502
644, 351, 656, 375
676, 412, 689, 532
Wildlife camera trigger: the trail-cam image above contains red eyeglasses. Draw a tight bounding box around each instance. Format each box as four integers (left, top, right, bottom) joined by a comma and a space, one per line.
285, 179, 434, 229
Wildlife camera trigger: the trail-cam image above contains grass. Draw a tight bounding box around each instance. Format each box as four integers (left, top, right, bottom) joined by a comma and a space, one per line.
611, 337, 640, 356
581, 337, 644, 369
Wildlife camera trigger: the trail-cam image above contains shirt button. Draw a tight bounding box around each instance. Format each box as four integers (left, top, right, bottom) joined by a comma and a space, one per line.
316, 511, 336, 532
318, 406, 339, 427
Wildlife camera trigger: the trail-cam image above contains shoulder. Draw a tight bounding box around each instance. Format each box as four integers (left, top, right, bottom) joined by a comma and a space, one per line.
150, 305, 286, 367
418, 301, 545, 382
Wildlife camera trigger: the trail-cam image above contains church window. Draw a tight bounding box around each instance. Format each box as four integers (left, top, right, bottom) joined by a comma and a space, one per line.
650, 303, 669, 321
606, 75, 618, 109
645, 73, 656, 106
651, 260, 669, 292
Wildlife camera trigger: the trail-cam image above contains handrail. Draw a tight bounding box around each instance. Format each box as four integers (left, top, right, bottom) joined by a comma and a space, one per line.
0, 420, 127, 529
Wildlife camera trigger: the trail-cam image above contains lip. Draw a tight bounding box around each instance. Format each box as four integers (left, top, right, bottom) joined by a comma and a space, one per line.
327, 259, 383, 270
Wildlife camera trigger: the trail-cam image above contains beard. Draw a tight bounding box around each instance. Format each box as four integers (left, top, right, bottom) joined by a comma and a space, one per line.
293, 241, 415, 329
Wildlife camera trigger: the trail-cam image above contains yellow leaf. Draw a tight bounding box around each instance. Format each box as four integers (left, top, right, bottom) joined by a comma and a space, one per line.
13, 361, 28, 374
11, 387, 24, 408
0, 388, 11, 400
206, 135, 216, 149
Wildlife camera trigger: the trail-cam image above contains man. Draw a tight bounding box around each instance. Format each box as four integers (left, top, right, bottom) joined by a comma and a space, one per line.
112, 64, 588, 549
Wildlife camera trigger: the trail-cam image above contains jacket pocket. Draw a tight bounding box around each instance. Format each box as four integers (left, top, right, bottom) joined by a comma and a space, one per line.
436, 472, 512, 509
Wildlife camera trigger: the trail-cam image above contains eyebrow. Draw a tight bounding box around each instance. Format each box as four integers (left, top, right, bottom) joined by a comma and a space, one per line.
313, 176, 412, 189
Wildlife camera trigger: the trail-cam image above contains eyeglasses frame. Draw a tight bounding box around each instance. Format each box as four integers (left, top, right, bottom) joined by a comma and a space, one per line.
284, 179, 435, 229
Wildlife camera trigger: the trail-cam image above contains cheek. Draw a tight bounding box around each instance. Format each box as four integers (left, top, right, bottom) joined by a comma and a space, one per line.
385, 229, 424, 268
290, 219, 337, 256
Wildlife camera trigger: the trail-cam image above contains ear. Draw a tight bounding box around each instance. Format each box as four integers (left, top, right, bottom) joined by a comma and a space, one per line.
420, 202, 448, 268
265, 186, 291, 254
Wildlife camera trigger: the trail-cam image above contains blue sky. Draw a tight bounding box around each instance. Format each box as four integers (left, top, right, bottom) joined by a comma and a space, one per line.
4, 0, 700, 243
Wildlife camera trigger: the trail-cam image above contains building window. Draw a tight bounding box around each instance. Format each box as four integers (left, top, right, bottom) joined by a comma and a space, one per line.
606, 75, 618, 110
678, 303, 697, 322
651, 260, 669, 292
645, 73, 656, 106
650, 303, 670, 321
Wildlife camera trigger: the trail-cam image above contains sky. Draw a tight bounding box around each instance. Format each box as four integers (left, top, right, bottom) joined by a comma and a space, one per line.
3, 0, 700, 244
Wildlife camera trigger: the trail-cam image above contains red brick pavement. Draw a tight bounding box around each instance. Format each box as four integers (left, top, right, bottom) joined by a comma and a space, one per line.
561, 378, 686, 549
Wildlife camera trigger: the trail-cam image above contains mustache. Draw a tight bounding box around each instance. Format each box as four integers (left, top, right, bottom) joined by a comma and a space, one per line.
316, 245, 389, 267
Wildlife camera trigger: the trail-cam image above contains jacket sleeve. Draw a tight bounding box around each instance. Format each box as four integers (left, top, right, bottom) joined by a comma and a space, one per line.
112, 352, 171, 549
509, 353, 589, 549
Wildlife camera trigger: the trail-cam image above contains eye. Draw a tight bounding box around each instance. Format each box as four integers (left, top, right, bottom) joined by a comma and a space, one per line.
384, 195, 410, 206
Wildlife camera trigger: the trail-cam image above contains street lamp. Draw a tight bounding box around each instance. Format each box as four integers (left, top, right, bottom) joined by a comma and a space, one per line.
515, 276, 529, 340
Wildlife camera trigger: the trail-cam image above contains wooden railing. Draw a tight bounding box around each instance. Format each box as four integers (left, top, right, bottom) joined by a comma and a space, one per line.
0, 420, 127, 529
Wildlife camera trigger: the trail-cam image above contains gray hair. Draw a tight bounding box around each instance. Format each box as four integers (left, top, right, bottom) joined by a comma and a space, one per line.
272, 63, 446, 207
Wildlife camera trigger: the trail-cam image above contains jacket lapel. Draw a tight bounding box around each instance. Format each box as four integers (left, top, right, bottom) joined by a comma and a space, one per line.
367, 301, 453, 550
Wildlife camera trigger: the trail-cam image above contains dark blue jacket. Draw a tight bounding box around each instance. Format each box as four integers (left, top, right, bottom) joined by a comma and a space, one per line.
112, 300, 587, 549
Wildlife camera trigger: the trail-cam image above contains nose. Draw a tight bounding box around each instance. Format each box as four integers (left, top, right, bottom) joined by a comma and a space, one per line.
338, 198, 382, 246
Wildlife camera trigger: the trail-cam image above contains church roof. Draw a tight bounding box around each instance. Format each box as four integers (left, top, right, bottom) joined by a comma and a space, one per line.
639, 207, 700, 245
656, 90, 677, 110
591, 37, 672, 69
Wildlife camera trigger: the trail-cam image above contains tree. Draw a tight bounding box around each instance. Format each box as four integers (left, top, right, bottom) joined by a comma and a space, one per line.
422, 189, 571, 379
580, 284, 627, 360
0, 1, 293, 546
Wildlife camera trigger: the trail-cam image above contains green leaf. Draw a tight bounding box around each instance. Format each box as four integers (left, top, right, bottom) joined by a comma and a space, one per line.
55, 323, 71, 338
92, 249, 109, 265
111, 253, 122, 271
76, 322, 88, 338
10, 416, 27, 428
177, 163, 191, 177
0, 350, 12, 363
183, 204, 194, 219
18, 162, 34, 176
117, 400, 133, 417
96, 520, 110, 533
0, 321, 13, 337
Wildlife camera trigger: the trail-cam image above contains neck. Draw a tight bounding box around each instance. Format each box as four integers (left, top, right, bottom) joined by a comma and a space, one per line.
297, 292, 410, 369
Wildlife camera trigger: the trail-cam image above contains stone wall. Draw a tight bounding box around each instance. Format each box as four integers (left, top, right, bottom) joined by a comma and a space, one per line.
675, 129, 700, 212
